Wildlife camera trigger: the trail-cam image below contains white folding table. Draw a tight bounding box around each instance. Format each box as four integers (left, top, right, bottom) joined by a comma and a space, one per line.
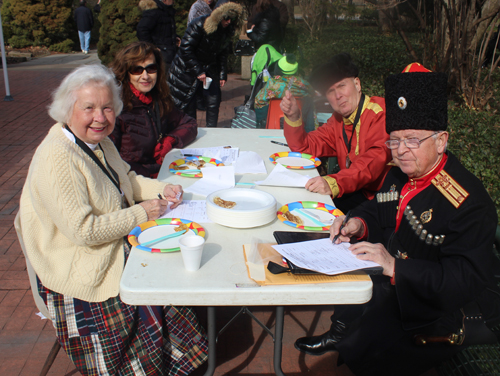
120, 128, 373, 375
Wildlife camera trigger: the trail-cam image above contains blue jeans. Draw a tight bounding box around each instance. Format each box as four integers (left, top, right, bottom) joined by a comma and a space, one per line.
78, 30, 91, 52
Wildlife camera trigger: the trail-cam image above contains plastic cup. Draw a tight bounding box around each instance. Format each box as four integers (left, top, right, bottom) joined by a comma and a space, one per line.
179, 235, 205, 271
204, 77, 212, 90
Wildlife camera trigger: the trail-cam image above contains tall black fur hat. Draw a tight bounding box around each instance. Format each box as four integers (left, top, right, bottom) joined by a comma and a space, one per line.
309, 53, 359, 95
385, 63, 448, 134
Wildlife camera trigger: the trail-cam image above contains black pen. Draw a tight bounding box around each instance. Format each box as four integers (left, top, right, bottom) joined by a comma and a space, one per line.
332, 210, 352, 243
158, 194, 164, 200
183, 154, 202, 157
271, 140, 288, 147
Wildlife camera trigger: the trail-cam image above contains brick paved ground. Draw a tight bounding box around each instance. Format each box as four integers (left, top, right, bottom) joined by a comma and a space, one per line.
0, 53, 437, 376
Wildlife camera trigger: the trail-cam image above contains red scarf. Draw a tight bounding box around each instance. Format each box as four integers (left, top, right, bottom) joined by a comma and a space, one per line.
129, 83, 152, 104
395, 153, 448, 231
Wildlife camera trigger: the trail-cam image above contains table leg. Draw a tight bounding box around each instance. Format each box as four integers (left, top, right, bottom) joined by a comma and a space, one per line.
203, 306, 216, 376
273, 306, 286, 376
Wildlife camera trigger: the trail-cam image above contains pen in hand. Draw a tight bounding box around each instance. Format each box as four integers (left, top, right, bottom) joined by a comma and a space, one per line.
332, 210, 352, 243
271, 140, 288, 147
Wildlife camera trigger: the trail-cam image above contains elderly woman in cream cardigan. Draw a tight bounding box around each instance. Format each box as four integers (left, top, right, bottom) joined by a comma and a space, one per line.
15, 64, 207, 376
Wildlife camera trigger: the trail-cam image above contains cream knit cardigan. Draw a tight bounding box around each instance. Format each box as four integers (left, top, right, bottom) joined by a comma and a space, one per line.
17, 123, 169, 302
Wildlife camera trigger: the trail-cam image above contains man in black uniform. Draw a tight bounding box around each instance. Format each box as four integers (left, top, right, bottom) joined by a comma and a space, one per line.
294, 63, 500, 375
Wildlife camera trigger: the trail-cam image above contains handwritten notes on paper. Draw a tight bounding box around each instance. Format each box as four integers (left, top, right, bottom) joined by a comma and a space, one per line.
161, 200, 212, 223
272, 238, 381, 275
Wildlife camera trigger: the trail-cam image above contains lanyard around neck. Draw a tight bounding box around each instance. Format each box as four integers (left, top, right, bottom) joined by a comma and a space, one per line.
342, 94, 365, 154
64, 125, 121, 193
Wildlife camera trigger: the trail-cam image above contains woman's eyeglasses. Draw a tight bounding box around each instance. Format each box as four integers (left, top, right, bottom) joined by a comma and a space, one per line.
223, 16, 235, 21
129, 64, 158, 75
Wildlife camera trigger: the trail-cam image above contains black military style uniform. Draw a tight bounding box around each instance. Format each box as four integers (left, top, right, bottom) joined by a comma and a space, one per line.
332, 151, 500, 375
314, 65, 500, 376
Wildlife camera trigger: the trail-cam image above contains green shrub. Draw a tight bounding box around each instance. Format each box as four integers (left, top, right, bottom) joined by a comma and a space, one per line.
1, 0, 74, 50
49, 38, 74, 53
97, 0, 141, 65
448, 107, 500, 220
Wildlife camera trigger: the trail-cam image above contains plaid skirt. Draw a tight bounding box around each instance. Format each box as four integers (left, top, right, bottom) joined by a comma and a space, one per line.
37, 282, 208, 376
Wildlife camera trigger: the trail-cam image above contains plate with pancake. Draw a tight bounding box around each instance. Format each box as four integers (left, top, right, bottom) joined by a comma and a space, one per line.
277, 201, 343, 231
169, 156, 224, 177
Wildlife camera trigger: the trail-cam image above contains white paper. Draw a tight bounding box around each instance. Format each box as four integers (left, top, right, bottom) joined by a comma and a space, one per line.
254, 163, 311, 187
184, 165, 235, 197
36, 311, 48, 320
181, 146, 240, 165
234, 151, 267, 174
272, 238, 381, 275
161, 200, 212, 223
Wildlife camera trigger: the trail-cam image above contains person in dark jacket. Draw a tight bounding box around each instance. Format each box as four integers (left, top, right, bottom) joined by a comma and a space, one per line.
109, 41, 197, 178
188, 0, 214, 25
247, 0, 288, 51
137, 0, 179, 72
74, 0, 93, 54
168, 2, 244, 128
294, 63, 500, 376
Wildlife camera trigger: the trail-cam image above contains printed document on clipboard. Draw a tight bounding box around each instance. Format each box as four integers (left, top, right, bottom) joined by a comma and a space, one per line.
272, 233, 383, 276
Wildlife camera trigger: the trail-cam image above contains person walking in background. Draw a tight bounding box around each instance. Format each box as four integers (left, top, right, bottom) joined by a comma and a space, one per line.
168, 2, 244, 128
247, 0, 288, 50
137, 0, 179, 73
74, 0, 93, 54
246, 0, 284, 51
188, 0, 214, 25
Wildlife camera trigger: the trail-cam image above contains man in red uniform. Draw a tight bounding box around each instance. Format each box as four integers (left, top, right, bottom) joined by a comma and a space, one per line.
280, 53, 391, 213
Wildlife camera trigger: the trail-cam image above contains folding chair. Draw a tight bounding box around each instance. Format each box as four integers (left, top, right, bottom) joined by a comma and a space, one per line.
266, 98, 303, 129
14, 213, 62, 376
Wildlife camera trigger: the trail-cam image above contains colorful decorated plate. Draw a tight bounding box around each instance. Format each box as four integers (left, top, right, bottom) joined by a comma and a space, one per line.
269, 152, 321, 169
169, 156, 224, 177
128, 218, 206, 253
277, 201, 343, 231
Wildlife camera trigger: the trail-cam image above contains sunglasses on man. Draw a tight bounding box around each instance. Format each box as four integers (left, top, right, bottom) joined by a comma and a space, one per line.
129, 64, 158, 75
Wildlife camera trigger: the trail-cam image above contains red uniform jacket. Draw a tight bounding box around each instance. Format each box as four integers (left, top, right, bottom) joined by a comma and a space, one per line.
284, 95, 391, 199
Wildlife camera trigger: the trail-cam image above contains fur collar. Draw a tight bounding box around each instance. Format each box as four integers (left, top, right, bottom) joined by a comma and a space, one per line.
139, 0, 159, 11
203, 2, 244, 35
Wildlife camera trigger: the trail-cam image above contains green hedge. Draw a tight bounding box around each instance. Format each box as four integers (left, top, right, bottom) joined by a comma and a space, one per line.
289, 22, 500, 221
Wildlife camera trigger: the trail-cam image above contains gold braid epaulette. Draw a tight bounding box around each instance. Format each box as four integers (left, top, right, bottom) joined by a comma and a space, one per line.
431, 170, 469, 208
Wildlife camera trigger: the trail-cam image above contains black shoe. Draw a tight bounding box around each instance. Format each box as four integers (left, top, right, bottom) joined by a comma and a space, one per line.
294, 331, 341, 356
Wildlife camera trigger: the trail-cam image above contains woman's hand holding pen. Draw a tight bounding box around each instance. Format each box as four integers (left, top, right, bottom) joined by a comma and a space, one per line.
139, 199, 169, 221
139, 185, 183, 220
162, 184, 183, 209
330, 215, 365, 244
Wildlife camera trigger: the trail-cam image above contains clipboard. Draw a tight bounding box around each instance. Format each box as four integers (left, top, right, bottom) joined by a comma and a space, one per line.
272, 231, 384, 275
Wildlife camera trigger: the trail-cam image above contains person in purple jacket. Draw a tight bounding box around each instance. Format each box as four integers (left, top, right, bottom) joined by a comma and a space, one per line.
110, 41, 198, 178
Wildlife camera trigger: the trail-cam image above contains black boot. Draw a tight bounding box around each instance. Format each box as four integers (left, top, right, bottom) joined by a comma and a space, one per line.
205, 95, 220, 128
294, 320, 346, 356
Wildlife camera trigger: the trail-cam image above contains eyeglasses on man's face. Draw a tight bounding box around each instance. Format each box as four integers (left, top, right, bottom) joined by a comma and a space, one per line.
129, 63, 158, 75
385, 132, 439, 149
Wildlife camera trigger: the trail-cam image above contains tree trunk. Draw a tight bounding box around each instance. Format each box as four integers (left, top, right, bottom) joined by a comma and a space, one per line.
378, 9, 391, 33
282, 0, 295, 25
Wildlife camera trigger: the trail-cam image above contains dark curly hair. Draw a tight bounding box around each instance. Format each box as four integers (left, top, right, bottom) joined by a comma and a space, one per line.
109, 41, 173, 117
